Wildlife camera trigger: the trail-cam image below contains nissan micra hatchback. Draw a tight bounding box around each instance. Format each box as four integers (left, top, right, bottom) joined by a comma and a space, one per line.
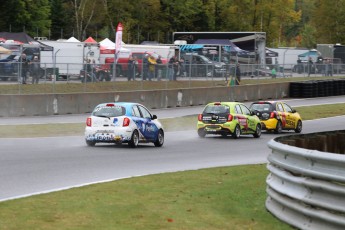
197, 102, 262, 139
249, 101, 302, 134
85, 102, 164, 148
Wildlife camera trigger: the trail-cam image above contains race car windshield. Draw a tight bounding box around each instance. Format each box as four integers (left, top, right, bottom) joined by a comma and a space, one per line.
251, 103, 271, 112
92, 105, 126, 117
203, 105, 229, 114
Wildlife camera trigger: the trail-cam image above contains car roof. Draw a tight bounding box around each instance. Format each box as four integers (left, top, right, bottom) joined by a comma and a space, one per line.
96, 102, 137, 107
251, 101, 279, 105
206, 102, 243, 107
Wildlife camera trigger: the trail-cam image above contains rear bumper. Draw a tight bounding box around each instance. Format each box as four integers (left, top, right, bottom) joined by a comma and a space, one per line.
260, 119, 278, 130
197, 123, 234, 135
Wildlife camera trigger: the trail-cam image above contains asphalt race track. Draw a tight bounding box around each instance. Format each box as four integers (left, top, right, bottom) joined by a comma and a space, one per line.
0, 96, 344, 202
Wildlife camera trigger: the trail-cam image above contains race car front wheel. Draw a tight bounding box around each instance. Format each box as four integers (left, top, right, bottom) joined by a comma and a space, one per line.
295, 120, 302, 133
154, 129, 164, 147
253, 124, 262, 138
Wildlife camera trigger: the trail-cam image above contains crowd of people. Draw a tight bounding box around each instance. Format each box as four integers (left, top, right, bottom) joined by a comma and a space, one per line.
16, 52, 241, 84
18, 53, 42, 84
126, 53, 187, 81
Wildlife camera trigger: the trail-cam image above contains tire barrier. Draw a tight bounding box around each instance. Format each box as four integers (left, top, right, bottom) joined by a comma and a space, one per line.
289, 78, 345, 98
266, 130, 345, 230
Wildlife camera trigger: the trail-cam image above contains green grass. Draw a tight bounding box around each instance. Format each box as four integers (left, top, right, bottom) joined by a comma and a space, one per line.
0, 103, 344, 229
0, 164, 292, 230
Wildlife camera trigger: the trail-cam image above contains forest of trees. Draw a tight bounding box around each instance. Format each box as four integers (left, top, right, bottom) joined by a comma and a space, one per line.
1, 0, 345, 48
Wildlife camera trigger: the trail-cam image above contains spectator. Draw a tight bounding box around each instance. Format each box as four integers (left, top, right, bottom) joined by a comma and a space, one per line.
86, 59, 97, 82
168, 56, 176, 81
19, 53, 29, 84
307, 57, 313, 77
147, 55, 156, 81
235, 63, 241, 85
327, 59, 333, 76
179, 57, 186, 77
133, 56, 139, 79
127, 55, 135, 81
30, 56, 41, 84
271, 67, 277, 78
173, 57, 179, 81
142, 54, 149, 80
155, 55, 163, 81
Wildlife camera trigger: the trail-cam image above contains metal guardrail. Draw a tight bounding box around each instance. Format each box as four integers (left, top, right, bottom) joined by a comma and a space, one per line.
266, 130, 345, 230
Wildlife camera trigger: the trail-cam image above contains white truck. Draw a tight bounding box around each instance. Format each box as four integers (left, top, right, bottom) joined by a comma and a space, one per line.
267, 47, 309, 70
40, 40, 101, 80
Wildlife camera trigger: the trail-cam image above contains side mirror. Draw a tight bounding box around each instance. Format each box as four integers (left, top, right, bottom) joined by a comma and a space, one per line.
291, 109, 296, 113
152, 114, 157, 120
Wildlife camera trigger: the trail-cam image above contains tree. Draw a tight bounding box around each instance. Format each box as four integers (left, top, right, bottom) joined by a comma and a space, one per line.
312, 0, 345, 44
0, 0, 51, 37
68, 0, 103, 40
50, 0, 70, 39
300, 23, 317, 48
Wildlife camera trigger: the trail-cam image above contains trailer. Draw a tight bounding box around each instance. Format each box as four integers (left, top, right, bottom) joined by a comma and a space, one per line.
40, 40, 100, 80
317, 44, 345, 73
267, 47, 309, 70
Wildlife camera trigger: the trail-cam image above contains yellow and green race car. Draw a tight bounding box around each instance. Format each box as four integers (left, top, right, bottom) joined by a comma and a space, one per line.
249, 101, 303, 134
197, 102, 262, 138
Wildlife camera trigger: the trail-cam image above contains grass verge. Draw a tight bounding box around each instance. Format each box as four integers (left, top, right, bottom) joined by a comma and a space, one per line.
0, 164, 292, 230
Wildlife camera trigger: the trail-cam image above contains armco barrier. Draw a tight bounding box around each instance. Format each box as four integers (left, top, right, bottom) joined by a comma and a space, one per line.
266, 130, 345, 230
0, 82, 289, 117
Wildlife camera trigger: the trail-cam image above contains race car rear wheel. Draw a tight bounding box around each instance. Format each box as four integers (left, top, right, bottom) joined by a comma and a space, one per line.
86, 140, 96, 147
129, 130, 139, 148
232, 125, 241, 139
154, 129, 164, 147
295, 120, 302, 133
198, 129, 206, 138
253, 124, 262, 138
274, 121, 282, 134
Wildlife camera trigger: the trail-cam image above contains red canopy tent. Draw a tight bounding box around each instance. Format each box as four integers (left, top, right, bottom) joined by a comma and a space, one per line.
84, 36, 97, 43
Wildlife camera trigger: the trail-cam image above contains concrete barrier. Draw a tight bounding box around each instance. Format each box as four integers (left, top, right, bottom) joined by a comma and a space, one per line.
0, 82, 289, 117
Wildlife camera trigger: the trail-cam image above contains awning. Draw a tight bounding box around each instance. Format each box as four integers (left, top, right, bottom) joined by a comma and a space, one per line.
179, 44, 204, 51
193, 39, 233, 45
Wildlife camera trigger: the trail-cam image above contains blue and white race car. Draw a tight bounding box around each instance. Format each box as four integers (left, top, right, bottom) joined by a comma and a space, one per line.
85, 102, 164, 148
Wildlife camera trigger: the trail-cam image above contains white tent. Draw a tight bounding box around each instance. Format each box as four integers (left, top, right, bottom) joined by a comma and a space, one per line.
100, 38, 125, 48
66, 37, 80, 42
100, 38, 115, 48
